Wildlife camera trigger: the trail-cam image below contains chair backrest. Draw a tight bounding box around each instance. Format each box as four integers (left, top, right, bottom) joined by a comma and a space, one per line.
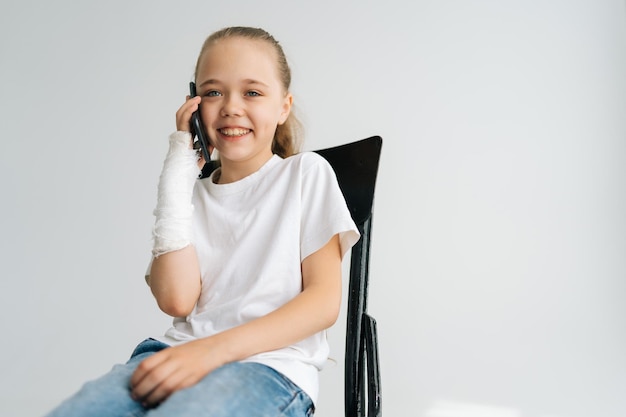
199, 136, 383, 417
315, 136, 382, 417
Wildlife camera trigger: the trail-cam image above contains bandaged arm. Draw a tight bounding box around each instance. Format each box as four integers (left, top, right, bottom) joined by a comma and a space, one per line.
147, 131, 202, 317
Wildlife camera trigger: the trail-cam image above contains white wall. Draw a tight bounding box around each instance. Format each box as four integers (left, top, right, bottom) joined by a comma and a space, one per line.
1, 1, 625, 416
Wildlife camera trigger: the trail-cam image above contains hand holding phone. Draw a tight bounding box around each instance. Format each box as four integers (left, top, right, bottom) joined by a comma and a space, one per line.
189, 82, 212, 162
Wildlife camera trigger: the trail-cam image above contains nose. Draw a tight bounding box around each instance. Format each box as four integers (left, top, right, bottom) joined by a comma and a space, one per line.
220, 94, 243, 117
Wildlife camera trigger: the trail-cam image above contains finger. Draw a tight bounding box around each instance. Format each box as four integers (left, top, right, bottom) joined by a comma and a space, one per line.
129, 356, 153, 389
181, 95, 201, 111
141, 368, 197, 408
130, 355, 177, 401
175, 96, 201, 132
197, 155, 206, 169
129, 350, 168, 388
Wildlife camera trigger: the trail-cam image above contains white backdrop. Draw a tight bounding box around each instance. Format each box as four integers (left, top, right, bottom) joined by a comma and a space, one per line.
1, 1, 625, 416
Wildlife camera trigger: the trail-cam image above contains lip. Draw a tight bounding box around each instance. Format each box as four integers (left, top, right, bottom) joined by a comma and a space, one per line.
216, 126, 252, 140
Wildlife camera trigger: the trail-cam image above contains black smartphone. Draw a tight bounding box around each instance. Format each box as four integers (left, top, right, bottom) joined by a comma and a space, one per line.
189, 81, 212, 162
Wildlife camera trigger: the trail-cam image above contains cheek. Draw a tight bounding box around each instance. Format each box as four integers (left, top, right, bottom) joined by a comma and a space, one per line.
200, 104, 218, 123
251, 108, 280, 128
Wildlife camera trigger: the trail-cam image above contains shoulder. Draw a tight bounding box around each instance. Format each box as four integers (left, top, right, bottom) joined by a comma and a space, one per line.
267, 152, 340, 196
280, 151, 333, 176
275, 152, 343, 200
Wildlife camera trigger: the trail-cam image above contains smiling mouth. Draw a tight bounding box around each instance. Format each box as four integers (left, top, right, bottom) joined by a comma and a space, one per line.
218, 128, 250, 137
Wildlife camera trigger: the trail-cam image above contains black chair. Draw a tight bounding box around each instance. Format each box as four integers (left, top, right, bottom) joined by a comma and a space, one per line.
200, 136, 383, 417
315, 136, 382, 417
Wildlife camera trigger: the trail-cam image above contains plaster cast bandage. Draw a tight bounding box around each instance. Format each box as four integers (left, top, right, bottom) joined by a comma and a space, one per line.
152, 131, 201, 257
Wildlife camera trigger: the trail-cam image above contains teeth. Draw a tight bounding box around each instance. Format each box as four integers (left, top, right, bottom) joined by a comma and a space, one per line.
219, 128, 250, 137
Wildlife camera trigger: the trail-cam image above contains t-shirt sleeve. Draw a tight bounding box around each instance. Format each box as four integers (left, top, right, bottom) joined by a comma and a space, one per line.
300, 154, 361, 261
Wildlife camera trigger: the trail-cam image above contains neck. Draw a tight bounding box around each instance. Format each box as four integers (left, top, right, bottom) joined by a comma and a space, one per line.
217, 153, 274, 184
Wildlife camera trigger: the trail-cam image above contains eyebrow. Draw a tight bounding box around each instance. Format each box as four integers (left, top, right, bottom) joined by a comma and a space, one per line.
198, 79, 270, 88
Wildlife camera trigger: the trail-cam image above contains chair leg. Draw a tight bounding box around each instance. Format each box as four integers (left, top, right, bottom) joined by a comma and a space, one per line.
364, 314, 381, 417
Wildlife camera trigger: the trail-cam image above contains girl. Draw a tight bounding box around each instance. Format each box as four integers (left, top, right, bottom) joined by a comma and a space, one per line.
45, 26, 359, 417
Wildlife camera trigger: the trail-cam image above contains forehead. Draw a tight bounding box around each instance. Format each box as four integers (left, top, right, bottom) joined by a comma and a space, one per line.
196, 37, 280, 84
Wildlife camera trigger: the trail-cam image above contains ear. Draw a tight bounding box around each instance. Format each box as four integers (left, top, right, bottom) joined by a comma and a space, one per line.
278, 93, 293, 125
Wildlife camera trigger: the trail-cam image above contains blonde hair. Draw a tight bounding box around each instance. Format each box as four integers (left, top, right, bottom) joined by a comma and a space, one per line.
194, 27, 302, 158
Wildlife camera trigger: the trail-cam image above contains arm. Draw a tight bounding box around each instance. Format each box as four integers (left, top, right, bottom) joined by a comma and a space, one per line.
147, 96, 206, 317
216, 233, 343, 357
130, 234, 343, 407
147, 246, 201, 317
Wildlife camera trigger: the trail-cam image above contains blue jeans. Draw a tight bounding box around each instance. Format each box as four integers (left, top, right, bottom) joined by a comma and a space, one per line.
44, 338, 314, 417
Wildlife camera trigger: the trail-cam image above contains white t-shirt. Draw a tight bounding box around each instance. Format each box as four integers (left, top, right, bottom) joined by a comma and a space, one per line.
152, 152, 360, 404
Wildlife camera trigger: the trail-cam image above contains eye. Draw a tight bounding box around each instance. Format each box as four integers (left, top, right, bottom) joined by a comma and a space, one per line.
245, 90, 261, 97
204, 90, 221, 97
